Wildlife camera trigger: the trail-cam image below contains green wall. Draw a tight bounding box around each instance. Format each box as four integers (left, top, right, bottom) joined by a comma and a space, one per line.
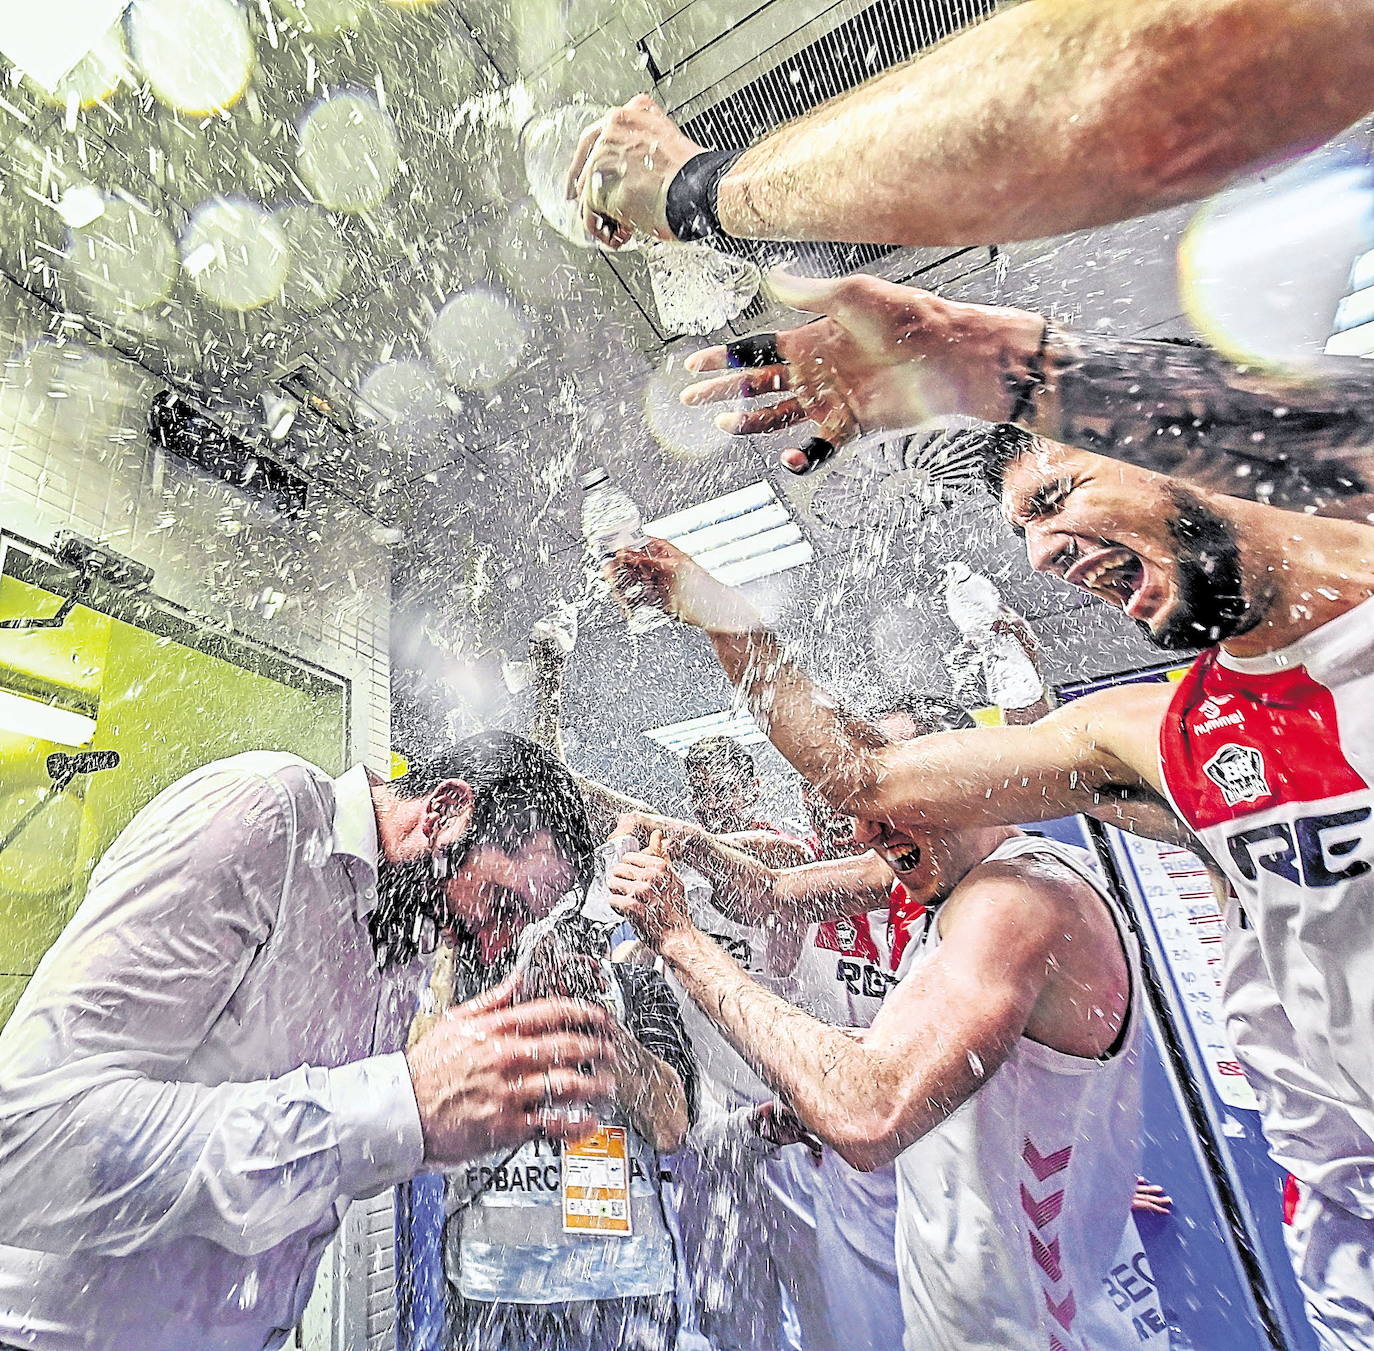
0, 574, 348, 1026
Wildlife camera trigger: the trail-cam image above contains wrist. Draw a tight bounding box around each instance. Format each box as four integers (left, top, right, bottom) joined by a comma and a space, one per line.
665, 149, 745, 242
1001, 314, 1053, 426
655, 923, 706, 969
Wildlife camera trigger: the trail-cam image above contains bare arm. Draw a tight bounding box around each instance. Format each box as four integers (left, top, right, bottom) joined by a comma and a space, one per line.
725, 0, 1374, 245
1034, 328, 1374, 514
610, 1024, 689, 1152
677, 275, 1374, 510
576, 1, 1374, 249
610, 853, 1069, 1170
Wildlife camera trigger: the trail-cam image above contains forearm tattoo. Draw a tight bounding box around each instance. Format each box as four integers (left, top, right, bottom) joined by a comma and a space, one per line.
1041, 329, 1374, 510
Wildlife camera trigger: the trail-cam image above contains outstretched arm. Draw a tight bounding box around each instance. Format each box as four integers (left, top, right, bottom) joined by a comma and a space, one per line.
677, 274, 1374, 511
573, 2, 1374, 248
612, 540, 1165, 831
617, 808, 892, 927
607, 847, 1067, 1170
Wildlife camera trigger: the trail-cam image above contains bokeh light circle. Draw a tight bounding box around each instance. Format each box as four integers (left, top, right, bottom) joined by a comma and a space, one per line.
273, 204, 351, 308
1179, 155, 1374, 367
127, 0, 255, 115
66, 196, 178, 311
428, 288, 530, 391
359, 360, 447, 424
297, 93, 402, 213
269, 0, 363, 36
181, 199, 290, 311
37, 23, 130, 108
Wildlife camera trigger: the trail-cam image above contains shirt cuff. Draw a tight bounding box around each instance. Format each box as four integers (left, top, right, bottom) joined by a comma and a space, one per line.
329, 1051, 425, 1198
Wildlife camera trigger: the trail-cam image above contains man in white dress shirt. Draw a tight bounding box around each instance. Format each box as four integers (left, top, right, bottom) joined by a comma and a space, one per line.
0, 731, 617, 1351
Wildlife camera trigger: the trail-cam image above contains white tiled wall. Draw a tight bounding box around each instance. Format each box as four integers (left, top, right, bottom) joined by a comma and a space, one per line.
0, 277, 393, 770
0, 274, 398, 1351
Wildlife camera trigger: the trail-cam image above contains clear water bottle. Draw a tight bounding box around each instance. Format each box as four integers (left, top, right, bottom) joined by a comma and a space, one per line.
942, 563, 1046, 710
581, 467, 667, 633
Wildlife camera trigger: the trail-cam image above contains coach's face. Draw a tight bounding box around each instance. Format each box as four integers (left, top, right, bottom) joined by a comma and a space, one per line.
1000, 443, 1255, 650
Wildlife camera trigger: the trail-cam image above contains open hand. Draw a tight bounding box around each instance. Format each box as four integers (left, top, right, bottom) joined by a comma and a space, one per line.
680, 272, 1046, 473
605, 537, 759, 633
405, 980, 615, 1168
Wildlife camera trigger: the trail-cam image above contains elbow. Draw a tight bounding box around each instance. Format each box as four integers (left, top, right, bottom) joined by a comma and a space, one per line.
828, 1108, 905, 1173
651, 1099, 690, 1153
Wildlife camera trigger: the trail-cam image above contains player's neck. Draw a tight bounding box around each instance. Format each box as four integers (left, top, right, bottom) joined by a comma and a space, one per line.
1220, 507, 1374, 659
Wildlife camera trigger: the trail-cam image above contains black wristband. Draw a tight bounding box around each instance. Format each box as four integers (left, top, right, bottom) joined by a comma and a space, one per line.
1005, 320, 1052, 426
665, 149, 745, 242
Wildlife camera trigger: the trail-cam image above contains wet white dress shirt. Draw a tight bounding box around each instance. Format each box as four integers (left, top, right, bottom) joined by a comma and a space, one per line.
0, 753, 425, 1351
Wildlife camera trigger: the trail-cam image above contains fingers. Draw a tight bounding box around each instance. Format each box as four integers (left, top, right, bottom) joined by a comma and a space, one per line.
780, 437, 840, 475
483, 997, 616, 1039
514, 1066, 614, 1110
765, 269, 850, 316
646, 829, 666, 858
714, 399, 810, 436
519, 1108, 601, 1149
460, 971, 520, 1015
565, 117, 606, 201
680, 366, 791, 407
500, 1032, 615, 1076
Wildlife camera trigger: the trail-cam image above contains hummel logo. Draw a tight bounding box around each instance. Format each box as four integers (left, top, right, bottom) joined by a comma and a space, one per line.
1045, 1290, 1078, 1332
1022, 1138, 1073, 1182
1019, 1183, 1065, 1229
1030, 1232, 1063, 1282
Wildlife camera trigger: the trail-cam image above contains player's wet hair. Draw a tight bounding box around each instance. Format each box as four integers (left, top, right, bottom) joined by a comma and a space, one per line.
684, 735, 756, 784
965, 422, 1041, 498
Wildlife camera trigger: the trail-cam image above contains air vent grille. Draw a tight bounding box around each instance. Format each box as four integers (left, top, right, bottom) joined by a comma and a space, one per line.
679, 0, 999, 278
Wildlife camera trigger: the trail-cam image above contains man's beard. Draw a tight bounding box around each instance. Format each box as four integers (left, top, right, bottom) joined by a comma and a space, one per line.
370, 854, 447, 969
1144, 487, 1260, 651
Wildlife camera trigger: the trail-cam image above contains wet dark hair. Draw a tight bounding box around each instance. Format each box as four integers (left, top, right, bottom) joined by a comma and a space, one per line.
971, 422, 1041, 499
372, 732, 594, 967
684, 735, 755, 782
866, 693, 975, 736
394, 731, 594, 883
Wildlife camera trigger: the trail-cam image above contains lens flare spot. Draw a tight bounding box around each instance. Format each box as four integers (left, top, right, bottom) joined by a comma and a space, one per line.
66, 195, 177, 312
1180, 154, 1374, 367
297, 92, 402, 214
359, 360, 447, 425
127, 0, 255, 115
269, 0, 363, 35
428, 288, 530, 391
272, 204, 351, 309
36, 23, 130, 108
181, 199, 290, 311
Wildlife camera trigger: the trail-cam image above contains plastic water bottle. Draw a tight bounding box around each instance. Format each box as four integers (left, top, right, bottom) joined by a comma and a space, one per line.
581, 467, 667, 633
943, 563, 1046, 711
943, 562, 1002, 641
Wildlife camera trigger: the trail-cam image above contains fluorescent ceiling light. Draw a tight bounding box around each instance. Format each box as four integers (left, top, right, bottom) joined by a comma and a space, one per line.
1325, 320, 1374, 358
1352, 251, 1374, 294
647, 480, 814, 587
642, 708, 768, 758
0, 0, 130, 90
0, 689, 96, 746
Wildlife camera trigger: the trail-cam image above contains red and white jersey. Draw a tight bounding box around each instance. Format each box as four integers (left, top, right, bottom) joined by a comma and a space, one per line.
893, 836, 1143, 1351
787, 881, 927, 1027
1159, 599, 1374, 1146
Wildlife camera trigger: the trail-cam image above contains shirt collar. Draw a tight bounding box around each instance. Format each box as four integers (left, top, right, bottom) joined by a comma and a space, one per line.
332, 765, 381, 918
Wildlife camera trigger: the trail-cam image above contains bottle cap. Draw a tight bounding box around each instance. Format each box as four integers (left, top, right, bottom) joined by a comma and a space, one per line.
579, 467, 609, 490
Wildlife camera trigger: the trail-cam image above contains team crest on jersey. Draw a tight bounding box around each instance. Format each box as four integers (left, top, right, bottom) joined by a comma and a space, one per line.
833, 919, 859, 951
1203, 743, 1270, 807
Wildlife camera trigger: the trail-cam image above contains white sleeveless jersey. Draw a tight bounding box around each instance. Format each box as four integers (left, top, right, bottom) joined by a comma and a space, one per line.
894, 835, 1143, 1351
1221, 893, 1374, 1219
1159, 598, 1374, 1148
786, 880, 928, 1027
764, 881, 925, 1351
